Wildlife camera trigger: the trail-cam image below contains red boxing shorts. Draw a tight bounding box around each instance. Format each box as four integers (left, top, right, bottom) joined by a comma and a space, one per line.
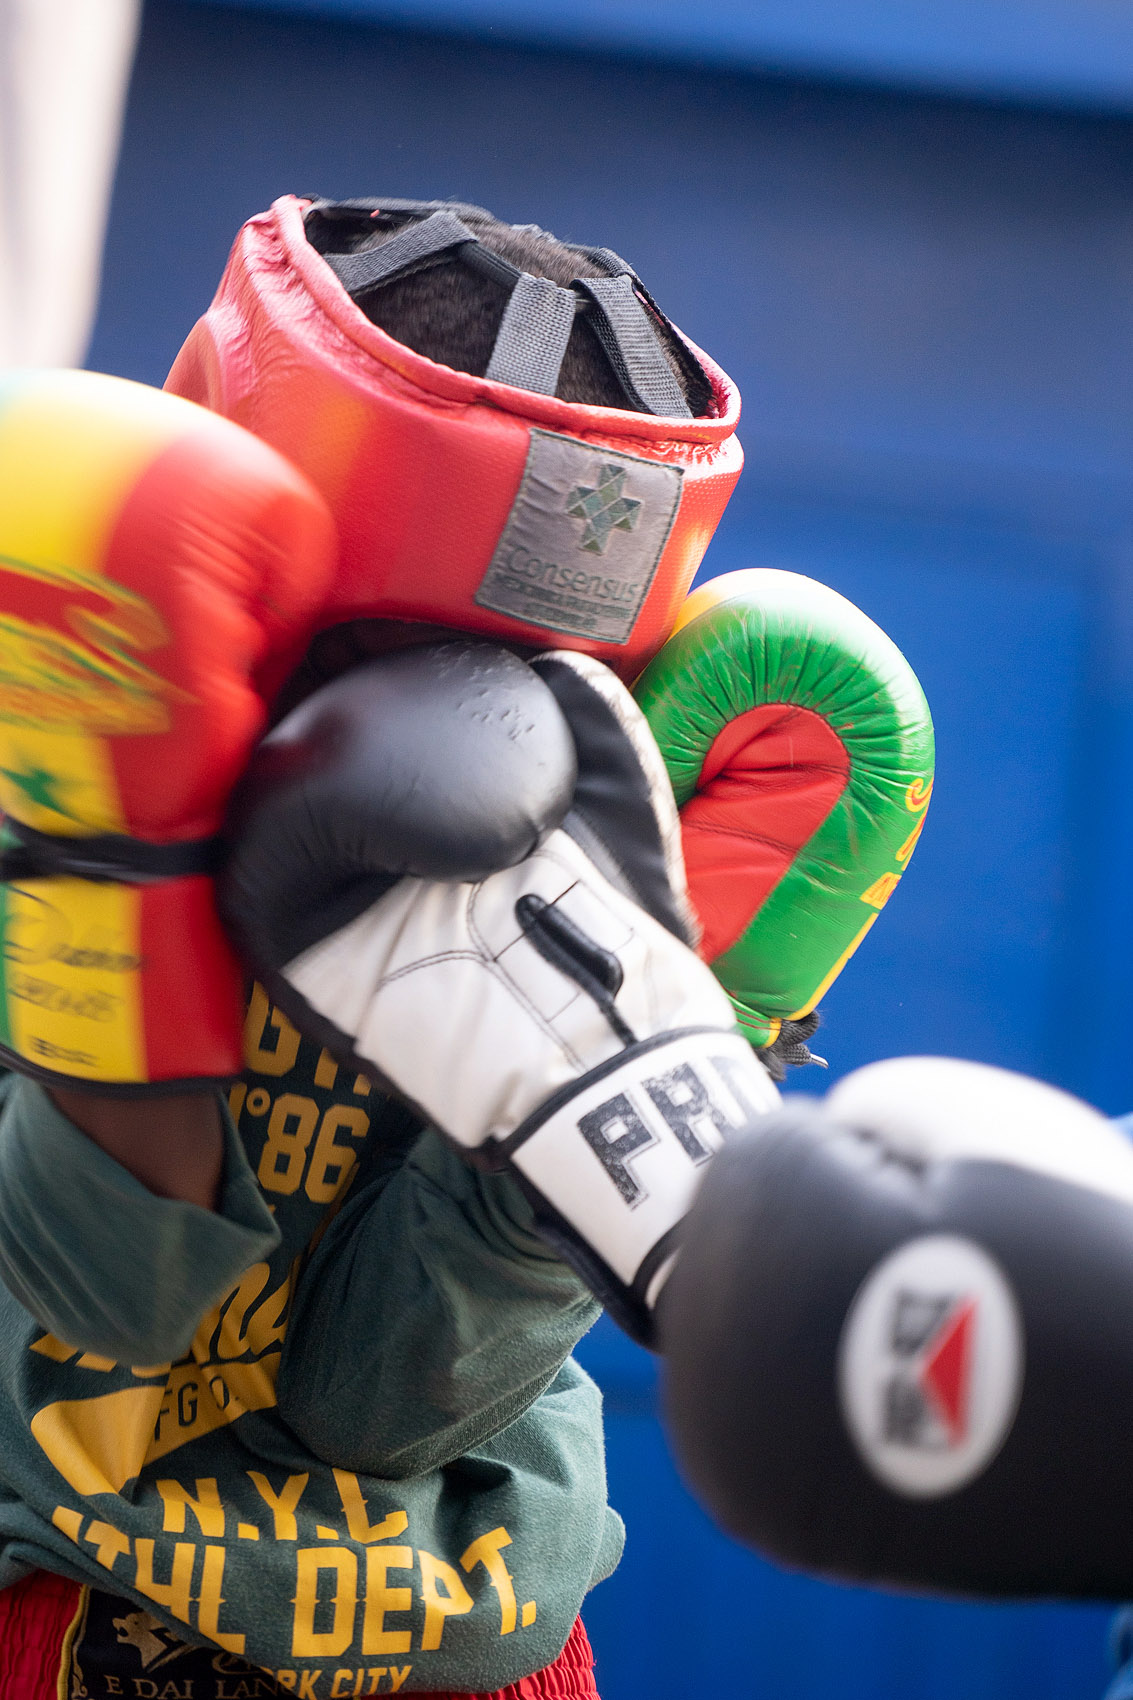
0, 1570, 599, 1700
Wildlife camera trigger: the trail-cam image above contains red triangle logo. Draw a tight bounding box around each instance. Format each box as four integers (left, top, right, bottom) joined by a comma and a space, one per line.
919, 1298, 975, 1443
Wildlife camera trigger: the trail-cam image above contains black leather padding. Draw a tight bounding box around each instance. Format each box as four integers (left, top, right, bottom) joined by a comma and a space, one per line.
222, 640, 577, 969
532, 653, 694, 946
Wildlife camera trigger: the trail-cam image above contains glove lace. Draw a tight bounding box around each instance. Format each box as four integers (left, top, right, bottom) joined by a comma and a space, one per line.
759, 1011, 826, 1083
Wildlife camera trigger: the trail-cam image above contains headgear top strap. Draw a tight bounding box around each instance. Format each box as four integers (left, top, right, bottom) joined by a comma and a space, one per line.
576, 274, 692, 418
484, 272, 578, 396
321, 209, 482, 297
308, 198, 698, 418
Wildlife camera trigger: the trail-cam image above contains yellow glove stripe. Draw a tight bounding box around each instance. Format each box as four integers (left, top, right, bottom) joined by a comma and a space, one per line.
2, 878, 146, 1083
667, 571, 751, 637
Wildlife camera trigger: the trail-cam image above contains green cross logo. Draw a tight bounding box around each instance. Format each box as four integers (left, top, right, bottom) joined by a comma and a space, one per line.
565, 464, 642, 555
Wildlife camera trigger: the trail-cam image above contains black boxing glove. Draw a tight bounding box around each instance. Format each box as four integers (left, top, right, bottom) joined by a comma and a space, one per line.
662, 1056, 1133, 1599
222, 641, 780, 1343
221, 639, 578, 960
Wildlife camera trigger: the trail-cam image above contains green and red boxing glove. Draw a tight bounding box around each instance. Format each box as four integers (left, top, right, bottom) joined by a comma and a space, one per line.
633, 568, 934, 1070
0, 369, 335, 1091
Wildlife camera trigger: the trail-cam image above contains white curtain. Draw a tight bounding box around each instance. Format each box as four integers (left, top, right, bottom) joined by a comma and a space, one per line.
0, 0, 140, 368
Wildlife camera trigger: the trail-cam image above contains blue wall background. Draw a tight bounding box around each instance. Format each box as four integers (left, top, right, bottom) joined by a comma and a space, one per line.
88, 3, 1133, 1692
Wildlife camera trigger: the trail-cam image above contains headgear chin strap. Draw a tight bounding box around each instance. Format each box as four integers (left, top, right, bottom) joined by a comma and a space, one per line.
166, 194, 743, 691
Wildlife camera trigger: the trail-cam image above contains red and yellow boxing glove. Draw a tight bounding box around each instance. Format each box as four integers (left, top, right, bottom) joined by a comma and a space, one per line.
632, 568, 934, 1066
0, 369, 335, 1091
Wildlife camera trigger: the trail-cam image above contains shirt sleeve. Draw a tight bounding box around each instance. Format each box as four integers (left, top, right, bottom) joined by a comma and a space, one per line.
276, 1124, 602, 1478
0, 1075, 280, 1365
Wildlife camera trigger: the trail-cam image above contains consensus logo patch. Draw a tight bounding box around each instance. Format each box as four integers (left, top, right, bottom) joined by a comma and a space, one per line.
474, 429, 682, 644
837, 1234, 1024, 1497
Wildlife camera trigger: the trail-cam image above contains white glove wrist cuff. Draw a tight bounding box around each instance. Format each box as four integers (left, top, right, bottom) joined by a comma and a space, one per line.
502, 1028, 777, 1307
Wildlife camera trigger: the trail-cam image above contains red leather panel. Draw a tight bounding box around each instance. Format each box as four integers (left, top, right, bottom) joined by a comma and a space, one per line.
682, 703, 851, 963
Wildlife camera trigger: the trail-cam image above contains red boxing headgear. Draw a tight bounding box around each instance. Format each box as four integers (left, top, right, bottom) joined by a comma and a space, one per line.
166, 195, 742, 685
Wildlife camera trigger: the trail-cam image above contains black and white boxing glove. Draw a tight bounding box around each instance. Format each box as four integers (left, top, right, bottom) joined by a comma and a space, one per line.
662, 1056, 1133, 1599
222, 639, 780, 1344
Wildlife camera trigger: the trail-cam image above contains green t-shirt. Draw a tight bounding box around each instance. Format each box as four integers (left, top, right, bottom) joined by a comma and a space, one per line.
0, 987, 623, 1692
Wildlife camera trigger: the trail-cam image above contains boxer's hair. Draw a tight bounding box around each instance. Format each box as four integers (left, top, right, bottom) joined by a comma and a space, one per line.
311, 210, 713, 415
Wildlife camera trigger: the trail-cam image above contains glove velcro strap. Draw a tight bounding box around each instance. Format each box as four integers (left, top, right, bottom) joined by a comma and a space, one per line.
501, 1027, 774, 1344
0, 820, 223, 885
